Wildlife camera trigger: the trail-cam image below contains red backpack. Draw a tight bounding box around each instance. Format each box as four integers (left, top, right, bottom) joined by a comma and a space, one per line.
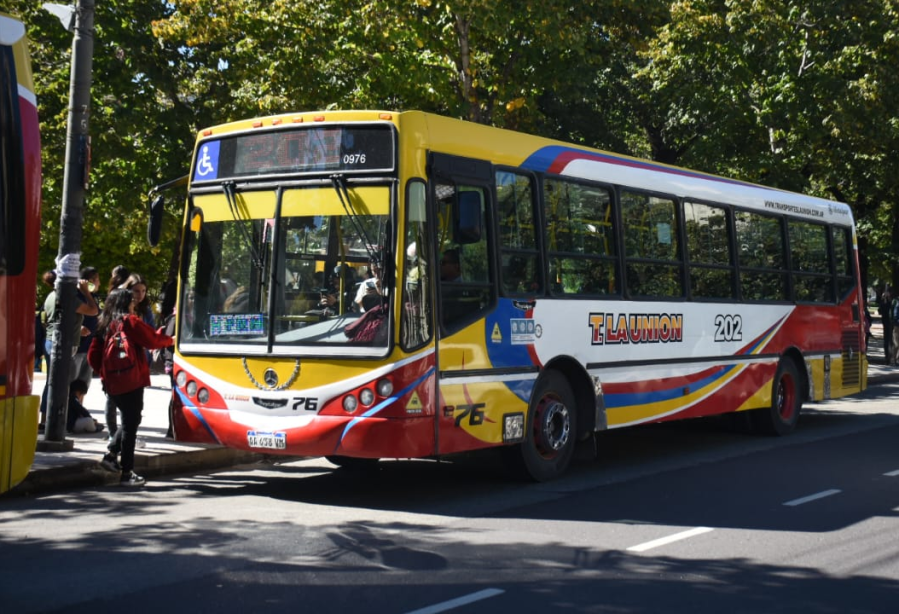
101, 320, 143, 395
344, 304, 387, 343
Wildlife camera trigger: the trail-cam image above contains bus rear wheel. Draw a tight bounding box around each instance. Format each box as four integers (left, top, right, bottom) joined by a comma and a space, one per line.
752, 358, 802, 436
506, 371, 577, 482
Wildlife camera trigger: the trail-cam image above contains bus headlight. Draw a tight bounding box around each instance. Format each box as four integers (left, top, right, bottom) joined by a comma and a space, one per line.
359, 388, 375, 407
376, 378, 393, 397
197, 388, 210, 404
343, 395, 358, 413
176, 371, 187, 388
186, 381, 198, 397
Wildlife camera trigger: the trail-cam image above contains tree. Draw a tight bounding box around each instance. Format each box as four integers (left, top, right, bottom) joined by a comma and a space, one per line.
617, 0, 899, 291
151, 0, 664, 131
14, 0, 206, 306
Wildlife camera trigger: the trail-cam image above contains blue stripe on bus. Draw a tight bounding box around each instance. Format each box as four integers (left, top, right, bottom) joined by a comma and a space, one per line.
177, 387, 221, 444
602, 315, 784, 409
336, 367, 436, 447
603, 363, 737, 409
520, 145, 747, 186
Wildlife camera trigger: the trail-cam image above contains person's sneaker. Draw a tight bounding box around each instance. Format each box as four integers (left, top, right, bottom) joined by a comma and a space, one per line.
99, 454, 121, 473
120, 472, 146, 487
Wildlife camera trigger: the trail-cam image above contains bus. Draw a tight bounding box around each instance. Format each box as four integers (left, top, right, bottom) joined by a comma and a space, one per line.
0, 12, 41, 494
153, 110, 866, 481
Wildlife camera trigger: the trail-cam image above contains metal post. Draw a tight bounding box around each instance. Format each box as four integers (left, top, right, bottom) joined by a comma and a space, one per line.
39, 0, 95, 450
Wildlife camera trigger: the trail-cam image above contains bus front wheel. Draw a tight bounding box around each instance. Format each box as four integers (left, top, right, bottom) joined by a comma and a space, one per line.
506, 370, 577, 481
753, 358, 802, 436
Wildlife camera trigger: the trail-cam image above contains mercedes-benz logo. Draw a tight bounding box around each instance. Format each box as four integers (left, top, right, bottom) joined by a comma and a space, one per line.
263, 369, 279, 388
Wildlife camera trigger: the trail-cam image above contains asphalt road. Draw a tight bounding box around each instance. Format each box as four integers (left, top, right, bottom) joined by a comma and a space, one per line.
1, 379, 898, 614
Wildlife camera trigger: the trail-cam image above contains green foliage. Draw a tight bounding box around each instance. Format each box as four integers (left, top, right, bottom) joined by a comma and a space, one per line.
11, 0, 899, 302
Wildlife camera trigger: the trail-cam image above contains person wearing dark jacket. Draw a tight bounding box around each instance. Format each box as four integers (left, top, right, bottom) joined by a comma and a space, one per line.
880, 286, 893, 364
88, 288, 173, 487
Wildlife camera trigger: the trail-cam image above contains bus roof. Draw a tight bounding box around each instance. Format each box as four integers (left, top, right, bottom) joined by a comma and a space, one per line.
194, 109, 854, 226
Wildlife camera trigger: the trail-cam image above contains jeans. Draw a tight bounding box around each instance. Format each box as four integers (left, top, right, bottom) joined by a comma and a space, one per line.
107, 387, 144, 475
71, 352, 93, 391
38, 340, 54, 419
105, 394, 119, 437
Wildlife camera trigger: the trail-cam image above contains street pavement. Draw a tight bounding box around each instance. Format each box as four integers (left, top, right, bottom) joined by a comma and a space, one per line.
6, 322, 899, 498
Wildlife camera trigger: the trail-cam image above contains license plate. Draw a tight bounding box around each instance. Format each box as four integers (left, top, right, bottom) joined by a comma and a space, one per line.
247, 431, 286, 450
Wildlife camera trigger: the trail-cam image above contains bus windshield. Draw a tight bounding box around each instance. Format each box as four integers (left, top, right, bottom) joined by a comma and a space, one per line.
179, 184, 392, 356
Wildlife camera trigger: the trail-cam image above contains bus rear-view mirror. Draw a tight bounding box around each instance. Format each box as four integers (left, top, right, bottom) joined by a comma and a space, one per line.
148, 194, 164, 247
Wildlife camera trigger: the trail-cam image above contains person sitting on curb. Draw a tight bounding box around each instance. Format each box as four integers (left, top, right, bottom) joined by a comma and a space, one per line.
67, 380, 104, 434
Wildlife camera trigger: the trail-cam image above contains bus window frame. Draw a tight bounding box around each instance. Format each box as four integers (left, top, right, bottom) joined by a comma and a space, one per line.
617, 186, 686, 301
493, 165, 545, 298
786, 217, 836, 305
733, 206, 792, 304
682, 198, 739, 303
400, 178, 433, 353
541, 172, 622, 299
831, 225, 856, 303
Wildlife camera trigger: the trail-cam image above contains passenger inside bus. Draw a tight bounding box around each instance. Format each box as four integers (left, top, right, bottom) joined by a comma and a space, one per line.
355, 259, 385, 312
223, 286, 250, 312
440, 248, 462, 282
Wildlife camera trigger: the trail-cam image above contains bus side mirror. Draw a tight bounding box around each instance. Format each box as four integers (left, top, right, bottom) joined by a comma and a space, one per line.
453, 190, 482, 244
148, 194, 164, 247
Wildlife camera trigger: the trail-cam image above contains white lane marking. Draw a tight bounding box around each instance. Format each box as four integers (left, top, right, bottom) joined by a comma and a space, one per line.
627, 526, 714, 553
884, 470, 899, 477
783, 489, 842, 507
403, 588, 505, 614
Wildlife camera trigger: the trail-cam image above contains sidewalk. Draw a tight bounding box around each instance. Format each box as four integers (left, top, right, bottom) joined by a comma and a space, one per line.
8, 328, 899, 498
7, 372, 261, 497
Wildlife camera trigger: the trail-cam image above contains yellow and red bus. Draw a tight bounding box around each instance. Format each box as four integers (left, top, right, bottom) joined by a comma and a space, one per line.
158, 110, 866, 480
0, 12, 41, 494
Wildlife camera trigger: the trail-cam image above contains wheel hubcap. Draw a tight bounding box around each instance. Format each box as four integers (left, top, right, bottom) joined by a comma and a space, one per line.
777, 374, 795, 421
536, 399, 570, 456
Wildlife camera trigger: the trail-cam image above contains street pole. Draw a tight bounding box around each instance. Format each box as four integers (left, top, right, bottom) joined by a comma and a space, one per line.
39, 0, 96, 450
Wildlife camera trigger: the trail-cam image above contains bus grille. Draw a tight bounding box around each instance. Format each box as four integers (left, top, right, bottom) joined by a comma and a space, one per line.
841, 330, 861, 388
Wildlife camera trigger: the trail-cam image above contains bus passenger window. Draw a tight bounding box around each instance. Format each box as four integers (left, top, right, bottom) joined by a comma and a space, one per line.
736, 210, 788, 302
497, 170, 542, 295
685, 201, 735, 300
621, 190, 681, 298
543, 176, 616, 296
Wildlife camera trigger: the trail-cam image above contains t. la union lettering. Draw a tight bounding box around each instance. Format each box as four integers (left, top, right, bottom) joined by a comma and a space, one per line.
589, 313, 684, 345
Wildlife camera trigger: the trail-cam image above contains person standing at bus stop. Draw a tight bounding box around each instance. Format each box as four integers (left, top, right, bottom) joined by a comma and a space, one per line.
89, 288, 173, 487
38, 275, 99, 430
72, 266, 100, 392
102, 265, 131, 438
880, 286, 893, 364
891, 293, 899, 367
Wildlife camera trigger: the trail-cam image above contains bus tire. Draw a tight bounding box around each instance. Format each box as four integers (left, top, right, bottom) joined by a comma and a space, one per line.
325, 456, 380, 471
752, 358, 802, 436
507, 370, 577, 482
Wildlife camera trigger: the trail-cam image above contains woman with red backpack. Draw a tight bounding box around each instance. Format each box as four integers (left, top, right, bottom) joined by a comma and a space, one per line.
88, 288, 173, 487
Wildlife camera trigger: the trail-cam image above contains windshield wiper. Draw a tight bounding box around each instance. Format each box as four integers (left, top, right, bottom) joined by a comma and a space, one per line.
222, 181, 264, 270
330, 174, 381, 264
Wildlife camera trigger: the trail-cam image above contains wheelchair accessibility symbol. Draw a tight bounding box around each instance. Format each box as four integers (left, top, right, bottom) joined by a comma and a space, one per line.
193, 140, 220, 181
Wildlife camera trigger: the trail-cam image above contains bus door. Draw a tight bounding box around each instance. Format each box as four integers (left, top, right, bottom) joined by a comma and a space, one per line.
427, 153, 502, 455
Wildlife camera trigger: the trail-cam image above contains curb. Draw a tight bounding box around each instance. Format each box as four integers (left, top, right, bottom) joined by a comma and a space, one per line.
7, 447, 263, 497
